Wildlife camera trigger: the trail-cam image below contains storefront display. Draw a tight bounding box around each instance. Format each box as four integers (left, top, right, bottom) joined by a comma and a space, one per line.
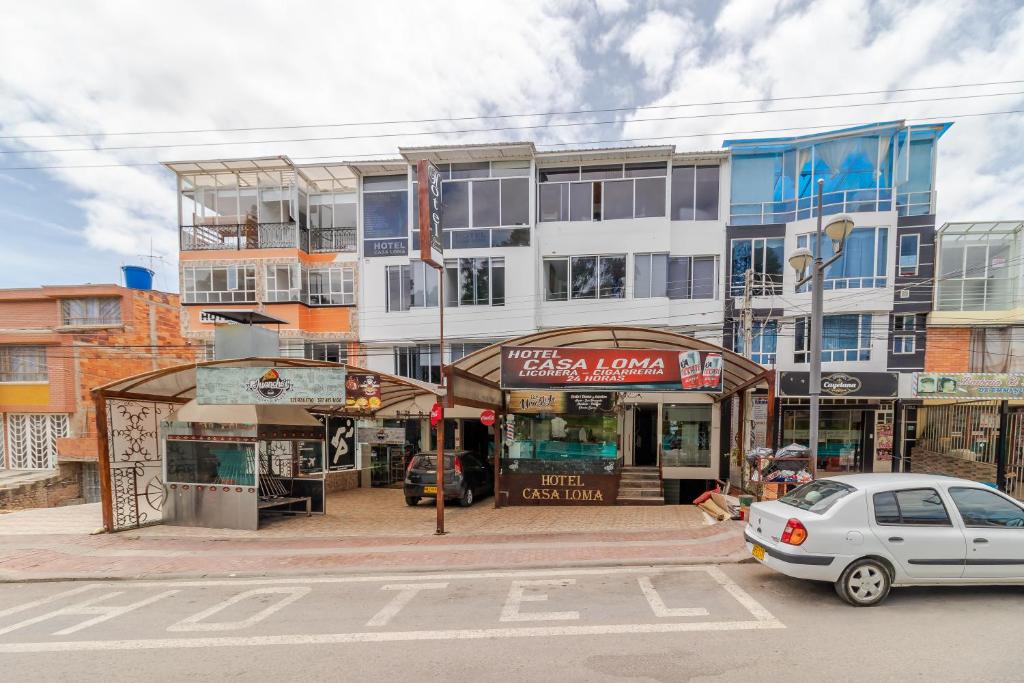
661, 405, 712, 467
509, 413, 619, 460
783, 409, 864, 472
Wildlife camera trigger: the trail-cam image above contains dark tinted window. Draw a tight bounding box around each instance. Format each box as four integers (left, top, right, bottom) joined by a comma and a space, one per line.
569, 182, 592, 221
442, 181, 469, 229
539, 184, 566, 222
670, 165, 695, 220
694, 166, 720, 220
876, 488, 952, 526
872, 491, 901, 524
500, 177, 529, 225
603, 180, 633, 220
635, 177, 666, 218
949, 487, 1024, 527
472, 180, 500, 227
779, 480, 855, 514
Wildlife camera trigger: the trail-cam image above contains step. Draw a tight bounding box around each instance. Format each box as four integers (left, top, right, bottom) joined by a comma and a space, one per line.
619, 472, 662, 481
616, 496, 665, 506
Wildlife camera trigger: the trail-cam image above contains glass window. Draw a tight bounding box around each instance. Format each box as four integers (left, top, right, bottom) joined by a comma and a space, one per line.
539, 167, 580, 183
0, 346, 48, 382
305, 341, 346, 363
443, 257, 504, 307
60, 298, 121, 326
265, 263, 304, 302
569, 182, 592, 222
385, 262, 437, 312
545, 258, 569, 301
450, 162, 490, 179
165, 440, 255, 487
471, 180, 500, 227
661, 404, 712, 468
598, 255, 626, 298
894, 314, 916, 332
873, 491, 902, 524
500, 177, 529, 225
634, 178, 666, 218
510, 413, 620, 461
734, 320, 778, 365
893, 335, 915, 354
441, 180, 470, 229
877, 488, 952, 526
539, 183, 567, 222
394, 345, 441, 383
570, 256, 597, 299
182, 266, 256, 304
694, 166, 720, 220
670, 165, 695, 221
780, 480, 855, 514
624, 162, 666, 178
691, 257, 717, 299
949, 487, 1024, 527
795, 314, 872, 363
308, 266, 355, 306
667, 256, 690, 300
797, 227, 888, 290
969, 326, 1024, 373
581, 164, 622, 180
362, 175, 408, 240
634, 253, 668, 298
899, 233, 920, 276
603, 180, 633, 220
730, 238, 783, 296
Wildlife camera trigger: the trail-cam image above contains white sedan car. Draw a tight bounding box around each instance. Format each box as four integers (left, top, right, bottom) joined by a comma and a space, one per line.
745, 473, 1024, 606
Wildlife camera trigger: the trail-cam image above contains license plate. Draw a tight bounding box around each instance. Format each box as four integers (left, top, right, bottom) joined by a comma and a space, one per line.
751, 544, 765, 561
423, 486, 437, 494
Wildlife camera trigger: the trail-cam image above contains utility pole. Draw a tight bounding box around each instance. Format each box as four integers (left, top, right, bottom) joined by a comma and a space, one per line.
741, 268, 754, 360
808, 179, 825, 478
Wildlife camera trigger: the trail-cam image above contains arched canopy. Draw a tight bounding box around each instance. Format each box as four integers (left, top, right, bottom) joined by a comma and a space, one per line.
444, 325, 770, 410
92, 357, 442, 415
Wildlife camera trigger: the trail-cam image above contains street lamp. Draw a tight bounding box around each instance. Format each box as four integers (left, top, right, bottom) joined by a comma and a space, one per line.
788, 178, 855, 477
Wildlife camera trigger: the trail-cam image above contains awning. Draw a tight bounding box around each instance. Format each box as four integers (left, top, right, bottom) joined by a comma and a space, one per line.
444, 325, 769, 410
92, 357, 443, 415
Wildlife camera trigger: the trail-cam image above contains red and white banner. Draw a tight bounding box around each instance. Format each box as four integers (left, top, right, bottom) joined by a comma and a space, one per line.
499, 346, 724, 393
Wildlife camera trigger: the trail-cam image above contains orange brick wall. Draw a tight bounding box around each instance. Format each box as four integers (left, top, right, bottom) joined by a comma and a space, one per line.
0, 299, 57, 329
924, 327, 971, 372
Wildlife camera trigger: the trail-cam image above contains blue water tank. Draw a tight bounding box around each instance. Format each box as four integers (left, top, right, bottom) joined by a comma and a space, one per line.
122, 265, 154, 290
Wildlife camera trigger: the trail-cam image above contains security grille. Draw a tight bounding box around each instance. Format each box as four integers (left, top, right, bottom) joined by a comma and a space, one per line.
6, 413, 68, 469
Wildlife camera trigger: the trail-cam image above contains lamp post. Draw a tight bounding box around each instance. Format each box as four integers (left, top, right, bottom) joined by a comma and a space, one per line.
788, 179, 855, 477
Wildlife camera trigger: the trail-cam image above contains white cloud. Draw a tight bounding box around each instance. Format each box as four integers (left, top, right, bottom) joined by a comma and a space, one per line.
621, 9, 696, 88
0, 0, 585, 271
593, 0, 631, 15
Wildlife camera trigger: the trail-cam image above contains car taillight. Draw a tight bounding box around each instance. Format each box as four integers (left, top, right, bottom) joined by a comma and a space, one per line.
781, 518, 808, 546
406, 458, 415, 473
453, 457, 463, 475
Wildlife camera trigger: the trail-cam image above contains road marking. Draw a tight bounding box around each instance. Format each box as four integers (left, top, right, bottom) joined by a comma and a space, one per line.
500, 579, 580, 623
167, 587, 312, 633
703, 566, 776, 622
366, 583, 449, 627
91, 564, 730, 589
0, 585, 99, 619
0, 619, 786, 653
637, 576, 709, 618
0, 590, 179, 637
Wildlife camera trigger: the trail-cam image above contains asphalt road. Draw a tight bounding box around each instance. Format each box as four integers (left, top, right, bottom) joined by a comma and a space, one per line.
0, 563, 1021, 682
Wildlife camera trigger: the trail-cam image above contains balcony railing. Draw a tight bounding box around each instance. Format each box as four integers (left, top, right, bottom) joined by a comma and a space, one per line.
729, 188, 936, 225
310, 227, 356, 253
936, 278, 1018, 312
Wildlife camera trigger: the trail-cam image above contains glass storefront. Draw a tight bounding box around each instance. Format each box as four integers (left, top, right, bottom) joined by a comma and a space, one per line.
508, 413, 619, 460
783, 409, 864, 473
166, 440, 256, 486
661, 404, 712, 467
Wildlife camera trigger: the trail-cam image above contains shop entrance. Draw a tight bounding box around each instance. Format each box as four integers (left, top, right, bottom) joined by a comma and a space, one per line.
633, 406, 659, 467
461, 418, 491, 464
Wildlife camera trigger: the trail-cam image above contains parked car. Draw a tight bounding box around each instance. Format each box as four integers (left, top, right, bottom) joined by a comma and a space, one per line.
745, 473, 1024, 606
404, 450, 493, 507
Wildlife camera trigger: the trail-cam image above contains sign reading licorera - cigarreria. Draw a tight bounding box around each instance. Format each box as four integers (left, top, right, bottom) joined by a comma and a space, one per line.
499, 346, 723, 392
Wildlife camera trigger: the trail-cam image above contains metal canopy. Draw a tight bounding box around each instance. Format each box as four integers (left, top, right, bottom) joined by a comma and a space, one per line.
444, 325, 769, 410
202, 310, 289, 325
938, 221, 1024, 236
92, 357, 442, 415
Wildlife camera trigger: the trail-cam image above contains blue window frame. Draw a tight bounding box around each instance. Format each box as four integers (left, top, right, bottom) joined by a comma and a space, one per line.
794, 314, 872, 363
733, 320, 778, 365
797, 227, 888, 290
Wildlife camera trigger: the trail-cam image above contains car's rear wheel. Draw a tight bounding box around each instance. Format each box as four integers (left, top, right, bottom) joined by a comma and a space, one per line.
405, 496, 420, 506
459, 486, 474, 507
835, 558, 891, 607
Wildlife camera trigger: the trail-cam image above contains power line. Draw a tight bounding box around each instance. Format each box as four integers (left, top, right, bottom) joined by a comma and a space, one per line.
4, 90, 1021, 156
2, 108, 1020, 172
3, 78, 1021, 141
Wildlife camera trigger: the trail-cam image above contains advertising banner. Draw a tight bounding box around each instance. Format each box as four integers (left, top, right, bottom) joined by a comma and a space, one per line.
500, 346, 724, 392
507, 390, 614, 414
778, 371, 898, 398
913, 372, 1024, 399
417, 159, 443, 268
345, 374, 383, 412
356, 427, 406, 445
196, 367, 346, 405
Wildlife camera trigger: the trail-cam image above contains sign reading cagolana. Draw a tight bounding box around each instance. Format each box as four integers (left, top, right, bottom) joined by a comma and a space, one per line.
500, 346, 723, 392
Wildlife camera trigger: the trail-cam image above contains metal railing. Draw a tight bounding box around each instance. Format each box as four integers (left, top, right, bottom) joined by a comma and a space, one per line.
918, 402, 1001, 465
936, 278, 1018, 312
1007, 410, 1024, 501
310, 227, 356, 252
729, 188, 937, 225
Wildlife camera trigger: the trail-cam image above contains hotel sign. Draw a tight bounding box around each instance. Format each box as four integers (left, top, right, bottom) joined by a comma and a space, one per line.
197, 367, 347, 405
501, 473, 619, 506
500, 346, 724, 392
417, 159, 443, 268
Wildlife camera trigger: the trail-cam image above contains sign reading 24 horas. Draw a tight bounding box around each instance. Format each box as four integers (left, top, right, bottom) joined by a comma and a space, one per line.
499, 346, 724, 392
197, 367, 347, 405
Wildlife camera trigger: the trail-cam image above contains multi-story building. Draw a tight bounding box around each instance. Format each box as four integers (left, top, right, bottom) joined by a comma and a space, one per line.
723, 120, 949, 472
0, 281, 192, 508
166, 119, 950, 483
166, 157, 360, 363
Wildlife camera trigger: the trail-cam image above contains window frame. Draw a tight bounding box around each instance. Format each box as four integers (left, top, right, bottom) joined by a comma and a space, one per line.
0, 345, 48, 383
796, 226, 889, 290
794, 313, 872, 363
899, 233, 920, 276
730, 237, 784, 297
733, 320, 778, 365
537, 163, 667, 222
670, 164, 720, 221
442, 257, 505, 308
385, 261, 438, 312
307, 265, 355, 306
543, 254, 627, 302
59, 297, 122, 327
265, 263, 305, 303
182, 265, 257, 304
893, 335, 916, 355
872, 488, 954, 527
948, 486, 1024, 528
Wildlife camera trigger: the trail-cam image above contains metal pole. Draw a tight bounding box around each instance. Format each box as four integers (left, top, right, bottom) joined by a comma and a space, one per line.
93, 392, 113, 533
435, 270, 446, 535
493, 413, 502, 509
997, 400, 1009, 492
808, 178, 824, 477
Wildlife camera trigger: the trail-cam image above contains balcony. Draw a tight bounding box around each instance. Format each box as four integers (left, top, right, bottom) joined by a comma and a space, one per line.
936, 278, 1017, 312
729, 188, 935, 225
180, 223, 355, 253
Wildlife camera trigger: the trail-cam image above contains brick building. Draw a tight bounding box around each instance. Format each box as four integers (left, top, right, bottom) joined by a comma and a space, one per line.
0, 281, 195, 508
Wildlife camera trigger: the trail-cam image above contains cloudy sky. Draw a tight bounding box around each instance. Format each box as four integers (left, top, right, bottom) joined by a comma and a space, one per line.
1, 0, 1022, 290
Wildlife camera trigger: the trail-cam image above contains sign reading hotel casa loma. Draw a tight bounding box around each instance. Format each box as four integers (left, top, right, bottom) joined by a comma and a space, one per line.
499, 346, 724, 393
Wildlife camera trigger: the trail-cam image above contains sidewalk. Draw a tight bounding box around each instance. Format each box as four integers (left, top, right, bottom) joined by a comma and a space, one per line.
0, 490, 748, 582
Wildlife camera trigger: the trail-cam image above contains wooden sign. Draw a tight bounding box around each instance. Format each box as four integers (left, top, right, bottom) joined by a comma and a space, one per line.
417, 159, 443, 268
500, 472, 620, 506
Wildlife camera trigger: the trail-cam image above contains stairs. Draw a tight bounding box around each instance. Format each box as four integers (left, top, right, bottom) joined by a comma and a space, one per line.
616, 466, 664, 505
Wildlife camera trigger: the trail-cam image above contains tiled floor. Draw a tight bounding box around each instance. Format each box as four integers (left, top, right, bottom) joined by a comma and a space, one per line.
0, 502, 102, 535
134, 487, 708, 539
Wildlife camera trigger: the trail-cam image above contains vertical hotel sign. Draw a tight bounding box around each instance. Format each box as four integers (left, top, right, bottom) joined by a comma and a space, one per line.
417, 159, 443, 268
499, 346, 724, 392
